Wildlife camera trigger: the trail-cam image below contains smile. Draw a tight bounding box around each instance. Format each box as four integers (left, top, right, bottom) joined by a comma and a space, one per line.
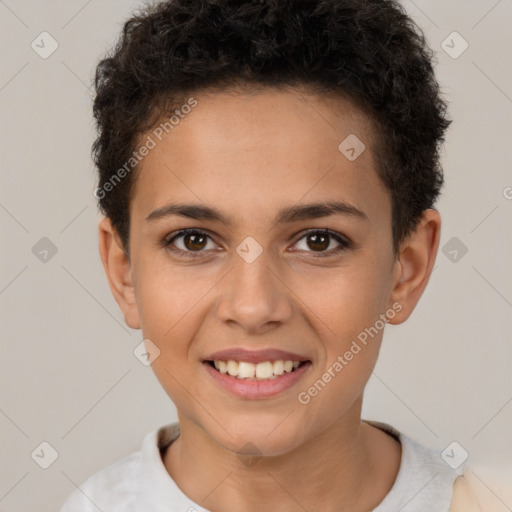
202, 356, 312, 399
208, 359, 306, 380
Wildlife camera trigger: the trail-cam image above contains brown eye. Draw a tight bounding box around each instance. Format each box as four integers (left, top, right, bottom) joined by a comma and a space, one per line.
293, 229, 351, 255
165, 229, 215, 256
306, 232, 330, 251
183, 232, 207, 251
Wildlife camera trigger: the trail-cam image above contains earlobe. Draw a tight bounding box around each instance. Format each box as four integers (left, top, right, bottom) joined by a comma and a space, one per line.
98, 217, 141, 330
387, 209, 441, 325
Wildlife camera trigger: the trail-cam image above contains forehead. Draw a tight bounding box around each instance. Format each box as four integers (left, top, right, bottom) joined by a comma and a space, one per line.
131, 87, 389, 229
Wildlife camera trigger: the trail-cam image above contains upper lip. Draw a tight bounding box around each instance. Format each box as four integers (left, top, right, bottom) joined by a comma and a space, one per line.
205, 348, 310, 364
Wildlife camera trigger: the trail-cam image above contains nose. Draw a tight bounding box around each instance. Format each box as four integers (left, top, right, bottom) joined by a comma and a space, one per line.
216, 247, 294, 335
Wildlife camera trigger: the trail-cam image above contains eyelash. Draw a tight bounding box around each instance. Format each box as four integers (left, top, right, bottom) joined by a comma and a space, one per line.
162, 228, 352, 259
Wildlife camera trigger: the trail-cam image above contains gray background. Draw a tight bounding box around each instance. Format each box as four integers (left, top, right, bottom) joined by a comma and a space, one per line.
1, 1, 511, 510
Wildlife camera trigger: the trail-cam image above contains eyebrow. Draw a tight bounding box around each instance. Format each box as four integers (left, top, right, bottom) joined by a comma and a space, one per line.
146, 201, 369, 226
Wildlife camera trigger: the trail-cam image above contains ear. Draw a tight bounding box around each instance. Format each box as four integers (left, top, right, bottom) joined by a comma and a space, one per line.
98, 217, 141, 330
387, 209, 441, 324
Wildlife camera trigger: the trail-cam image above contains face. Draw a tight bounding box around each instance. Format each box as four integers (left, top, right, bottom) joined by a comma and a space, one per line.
103, 87, 421, 457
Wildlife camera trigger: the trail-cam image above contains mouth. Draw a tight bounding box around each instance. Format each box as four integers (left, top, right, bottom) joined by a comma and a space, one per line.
205, 359, 309, 380
202, 350, 312, 399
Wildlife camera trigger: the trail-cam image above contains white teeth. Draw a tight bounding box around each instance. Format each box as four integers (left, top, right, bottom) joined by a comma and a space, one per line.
211, 359, 304, 379
238, 362, 255, 379
273, 360, 284, 375
255, 361, 273, 379
218, 360, 227, 374
227, 360, 239, 376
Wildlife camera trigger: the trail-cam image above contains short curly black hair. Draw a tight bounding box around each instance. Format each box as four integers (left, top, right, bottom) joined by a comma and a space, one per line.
92, 0, 450, 256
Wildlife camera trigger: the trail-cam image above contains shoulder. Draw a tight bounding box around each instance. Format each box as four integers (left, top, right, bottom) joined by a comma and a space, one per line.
365, 420, 470, 511
366, 419, 463, 481
59, 423, 181, 511
59, 450, 142, 512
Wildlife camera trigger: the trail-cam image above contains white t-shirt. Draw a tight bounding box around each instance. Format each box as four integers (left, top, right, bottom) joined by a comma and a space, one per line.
60, 419, 467, 511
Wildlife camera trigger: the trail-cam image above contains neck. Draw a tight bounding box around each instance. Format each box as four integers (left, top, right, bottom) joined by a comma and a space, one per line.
163, 398, 401, 512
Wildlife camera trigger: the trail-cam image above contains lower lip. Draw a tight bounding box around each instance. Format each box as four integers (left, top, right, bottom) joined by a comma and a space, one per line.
202, 361, 312, 399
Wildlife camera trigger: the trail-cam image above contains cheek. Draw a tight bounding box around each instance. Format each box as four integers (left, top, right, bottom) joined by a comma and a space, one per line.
136, 271, 207, 414
133, 267, 202, 381
292, 254, 392, 346
293, 264, 389, 431
289, 254, 390, 399
133, 259, 227, 380
135, 257, 211, 336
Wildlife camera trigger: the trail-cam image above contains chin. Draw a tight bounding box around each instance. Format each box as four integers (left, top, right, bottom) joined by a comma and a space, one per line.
203, 412, 309, 458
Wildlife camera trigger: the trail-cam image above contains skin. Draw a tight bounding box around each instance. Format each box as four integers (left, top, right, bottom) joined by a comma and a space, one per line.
99, 86, 441, 512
